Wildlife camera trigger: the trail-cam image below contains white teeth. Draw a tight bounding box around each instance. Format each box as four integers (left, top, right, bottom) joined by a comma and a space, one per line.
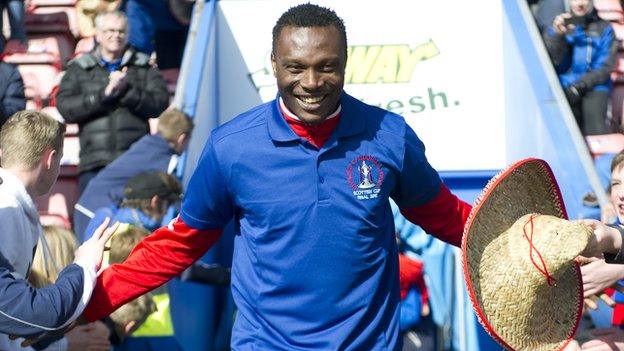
299, 96, 324, 104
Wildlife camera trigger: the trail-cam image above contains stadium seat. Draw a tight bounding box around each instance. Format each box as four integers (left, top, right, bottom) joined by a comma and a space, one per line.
611, 22, 624, 42
17, 64, 62, 104
35, 170, 79, 221
594, 0, 624, 13
586, 133, 624, 157
39, 212, 72, 230
600, 10, 624, 23
28, 0, 77, 7
25, 6, 80, 38
2, 34, 73, 67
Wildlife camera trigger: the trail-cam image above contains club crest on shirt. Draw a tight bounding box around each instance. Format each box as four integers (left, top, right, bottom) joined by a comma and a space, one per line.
346, 155, 384, 200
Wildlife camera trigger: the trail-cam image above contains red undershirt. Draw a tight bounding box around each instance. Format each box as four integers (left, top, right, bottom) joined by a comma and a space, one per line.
279, 98, 341, 149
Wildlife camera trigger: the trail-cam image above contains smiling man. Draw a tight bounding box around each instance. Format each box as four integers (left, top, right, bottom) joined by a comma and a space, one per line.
56, 11, 169, 192
81, 4, 472, 350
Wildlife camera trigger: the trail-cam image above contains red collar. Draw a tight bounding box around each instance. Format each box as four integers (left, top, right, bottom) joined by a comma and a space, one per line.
279, 99, 341, 149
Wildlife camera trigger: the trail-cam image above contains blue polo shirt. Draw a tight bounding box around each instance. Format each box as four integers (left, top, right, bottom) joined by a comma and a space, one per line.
180, 93, 442, 350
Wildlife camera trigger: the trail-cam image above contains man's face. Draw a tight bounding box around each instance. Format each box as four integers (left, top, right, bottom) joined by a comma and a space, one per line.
96, 15, 128, 58
610, 164, 624, 223
570, 0, 593, 17
271, 25, 346, 125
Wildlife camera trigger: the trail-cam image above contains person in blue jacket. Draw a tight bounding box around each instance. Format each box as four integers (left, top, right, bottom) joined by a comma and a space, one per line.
543, 0, 618, 135
74, 108, 193, 241
0, 218, 117, 342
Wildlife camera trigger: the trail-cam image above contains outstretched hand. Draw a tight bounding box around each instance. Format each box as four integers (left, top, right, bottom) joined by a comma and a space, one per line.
74, 217, 119, 272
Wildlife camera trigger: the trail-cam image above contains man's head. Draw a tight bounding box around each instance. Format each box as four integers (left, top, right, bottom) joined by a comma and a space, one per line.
0, 110, 65, 197
610, 151, 624, 223
121, 171, 182, 222
157, 108, 194, 154
271, 4, 347, 125
95, 11, 129, 59
569, 0, 593, 17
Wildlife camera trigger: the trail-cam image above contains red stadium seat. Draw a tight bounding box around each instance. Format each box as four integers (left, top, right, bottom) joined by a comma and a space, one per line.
35, 169, 79, 221
25, 6, 79, 38
28, 0, 77, 7
17, 64, 62, 102
586, 133, 624, 157
2, 34, 73, 67
611, 22, 624, 42
595, 0, 624, 13
599, 10, 624, 23
39, 212, 72, 230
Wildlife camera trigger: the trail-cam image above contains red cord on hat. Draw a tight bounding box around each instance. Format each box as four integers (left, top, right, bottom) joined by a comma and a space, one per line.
522, 214, 556, 286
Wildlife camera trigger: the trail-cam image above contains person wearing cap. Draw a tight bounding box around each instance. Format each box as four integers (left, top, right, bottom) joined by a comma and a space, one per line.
84, 171, 182, 241
74, 108, 193, 242
84, 170, 229, 351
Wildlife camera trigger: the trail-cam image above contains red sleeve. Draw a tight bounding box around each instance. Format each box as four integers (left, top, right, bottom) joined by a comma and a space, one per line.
399, 184, 472, 247
83, 217, 223, 322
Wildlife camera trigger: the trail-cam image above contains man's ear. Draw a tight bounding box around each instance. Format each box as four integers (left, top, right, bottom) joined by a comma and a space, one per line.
150, 195, 161, 211
43, 149, 56, 170
176, 133, 188, 150
271, 53, 277, 76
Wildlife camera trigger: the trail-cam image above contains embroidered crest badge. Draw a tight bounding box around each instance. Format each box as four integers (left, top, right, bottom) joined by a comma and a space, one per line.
346, 155, 384, 200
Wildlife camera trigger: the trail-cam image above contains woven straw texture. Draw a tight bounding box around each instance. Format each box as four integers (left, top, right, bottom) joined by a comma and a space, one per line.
463, 159, 591, 351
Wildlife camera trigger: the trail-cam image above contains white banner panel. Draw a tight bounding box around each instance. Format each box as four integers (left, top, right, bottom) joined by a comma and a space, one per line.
218, 0, 505, 171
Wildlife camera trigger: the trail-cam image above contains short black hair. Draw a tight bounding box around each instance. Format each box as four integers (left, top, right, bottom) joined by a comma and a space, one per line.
272, 3, 347, 56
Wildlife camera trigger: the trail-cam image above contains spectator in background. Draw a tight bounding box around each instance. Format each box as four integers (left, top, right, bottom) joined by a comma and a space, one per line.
83, 173, 181, 350
56, 10, 169, 193
0, 0, 26, 53
29, 225, 111, 351
543, 0, 617, 135
0, 60, 25, 127
73, 108, 193, 239
122, 0, 191, 69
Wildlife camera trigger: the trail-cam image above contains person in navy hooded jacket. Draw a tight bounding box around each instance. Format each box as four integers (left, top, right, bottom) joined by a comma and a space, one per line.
543, 0, 618, 135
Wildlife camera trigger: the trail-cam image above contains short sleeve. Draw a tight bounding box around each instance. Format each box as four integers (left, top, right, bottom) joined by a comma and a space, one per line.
180, 136, 234, 229
391, 126, 442, 208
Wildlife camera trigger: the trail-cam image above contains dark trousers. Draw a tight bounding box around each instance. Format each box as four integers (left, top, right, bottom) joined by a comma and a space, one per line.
78, 167, 103, 194
570, 90, 609, 135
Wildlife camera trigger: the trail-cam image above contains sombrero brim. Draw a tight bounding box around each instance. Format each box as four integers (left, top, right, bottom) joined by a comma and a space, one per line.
461, 158, 583, 351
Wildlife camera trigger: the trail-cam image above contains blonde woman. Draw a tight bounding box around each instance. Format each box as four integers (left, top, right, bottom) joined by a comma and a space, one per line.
30, 226, 111, 351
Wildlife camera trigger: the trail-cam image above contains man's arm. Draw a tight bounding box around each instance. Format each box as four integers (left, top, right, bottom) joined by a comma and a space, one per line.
83, 217, 223, 322
391, 125, 472, 247
0, 64, 25, 124
400, 185, 471, 248
0, 260, 95, 338
119, 67, 169, 120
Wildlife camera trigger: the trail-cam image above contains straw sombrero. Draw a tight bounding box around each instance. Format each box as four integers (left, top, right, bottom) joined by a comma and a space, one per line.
462, 158, 594, 351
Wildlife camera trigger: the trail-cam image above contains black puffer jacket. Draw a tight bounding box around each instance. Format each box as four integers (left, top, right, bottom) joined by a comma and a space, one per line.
56, 47, 169, 173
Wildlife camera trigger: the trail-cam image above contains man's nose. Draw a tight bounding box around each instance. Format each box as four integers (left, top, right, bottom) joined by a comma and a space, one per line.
301, 69, 322, 89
